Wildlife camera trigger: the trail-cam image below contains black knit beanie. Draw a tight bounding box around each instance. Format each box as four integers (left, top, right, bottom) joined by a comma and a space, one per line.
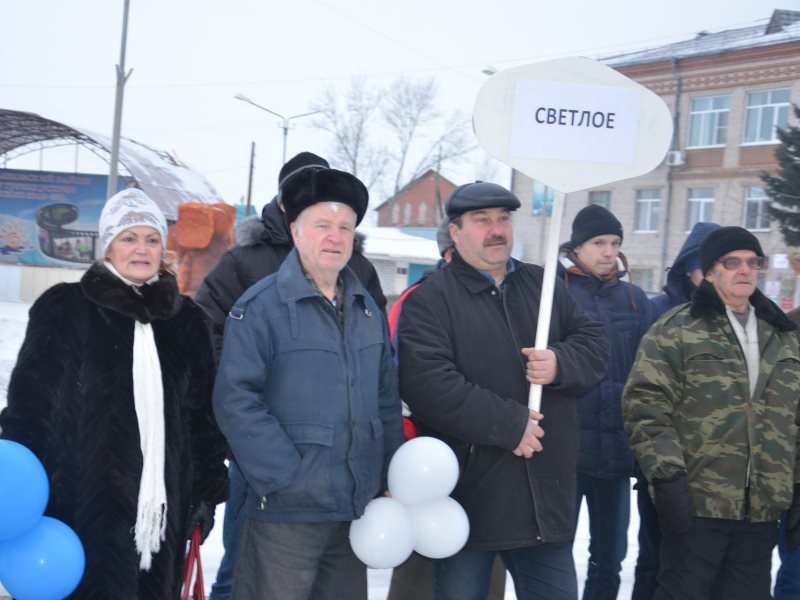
699, 226, 764, 274
278, 152, 329, 189
570, 205, 623, 247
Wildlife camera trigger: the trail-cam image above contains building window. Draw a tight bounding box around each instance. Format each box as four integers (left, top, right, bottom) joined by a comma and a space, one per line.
403, 203, 412, 225
687, 188, 714, 230
589, 191, 611, 208
744, 186, 771, 231
687, 95, 729, 147
630, 269, 655, 293
532, 181, 554, 216
417, 203, 427, 226
635, 189, 660, 232
391, 203, 400, 225
743, 88, 790, 144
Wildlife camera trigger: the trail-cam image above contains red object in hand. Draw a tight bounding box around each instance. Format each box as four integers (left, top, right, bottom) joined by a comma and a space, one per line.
181, 524, 204, 600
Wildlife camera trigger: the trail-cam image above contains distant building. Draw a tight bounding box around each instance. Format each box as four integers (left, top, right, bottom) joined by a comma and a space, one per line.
375, 170, 456, 227
511, 9, 800, 307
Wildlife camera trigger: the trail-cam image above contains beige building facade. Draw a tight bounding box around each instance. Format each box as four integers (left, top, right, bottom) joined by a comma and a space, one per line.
511, 10, 800, 306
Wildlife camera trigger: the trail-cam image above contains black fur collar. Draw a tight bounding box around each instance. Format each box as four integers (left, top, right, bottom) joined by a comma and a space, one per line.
80, 262, 182, 323
690, 279, 796, 332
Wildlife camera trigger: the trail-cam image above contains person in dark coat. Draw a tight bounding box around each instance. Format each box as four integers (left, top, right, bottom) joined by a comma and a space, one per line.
774, 306, 800, 600
198, 152, 387, 600
0, 188, 228, 599
387, 216, 507, 600
631, 220, 719, 600
558, 205, 654, 600
650, 221, 721, 316
397, 182, 608, 600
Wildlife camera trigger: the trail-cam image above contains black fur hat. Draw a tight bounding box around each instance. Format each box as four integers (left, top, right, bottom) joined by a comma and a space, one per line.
281, 167, 369, 225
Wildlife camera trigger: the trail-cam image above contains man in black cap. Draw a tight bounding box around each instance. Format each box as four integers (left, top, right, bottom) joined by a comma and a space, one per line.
213, 167, 403, 600
623, 226, 800, 600
558, 204, 654, 600
634, 220, 719, 600
197, 152, 386, 600
397, 182, 608, 600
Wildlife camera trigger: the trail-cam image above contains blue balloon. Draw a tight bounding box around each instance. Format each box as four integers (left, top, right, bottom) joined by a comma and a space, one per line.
0, 440, 49, 541
0, 517, 85, 600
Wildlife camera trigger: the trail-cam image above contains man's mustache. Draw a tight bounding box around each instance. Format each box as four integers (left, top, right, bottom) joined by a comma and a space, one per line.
483, 236, 508, 247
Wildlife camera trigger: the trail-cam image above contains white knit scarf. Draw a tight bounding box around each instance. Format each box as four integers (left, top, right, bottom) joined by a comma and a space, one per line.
726, 305, 759, 399
104, 262, 167, 570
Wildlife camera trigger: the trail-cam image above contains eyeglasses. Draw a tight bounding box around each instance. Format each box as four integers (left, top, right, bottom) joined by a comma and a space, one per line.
716, 256, 768, 271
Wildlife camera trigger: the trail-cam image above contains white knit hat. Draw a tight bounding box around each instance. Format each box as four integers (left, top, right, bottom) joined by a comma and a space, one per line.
99, 188, 168, 257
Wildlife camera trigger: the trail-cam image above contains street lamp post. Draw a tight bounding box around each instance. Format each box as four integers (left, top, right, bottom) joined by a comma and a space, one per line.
107, 0, 133, 199
234, 94, 321, 164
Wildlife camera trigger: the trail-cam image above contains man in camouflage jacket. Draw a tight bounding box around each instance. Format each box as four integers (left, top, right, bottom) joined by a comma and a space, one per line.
622, 226, 800, 600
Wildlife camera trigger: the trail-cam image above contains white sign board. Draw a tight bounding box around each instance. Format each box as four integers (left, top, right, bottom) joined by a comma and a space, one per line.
473, 56, 673, 193
510, 81, 640, 164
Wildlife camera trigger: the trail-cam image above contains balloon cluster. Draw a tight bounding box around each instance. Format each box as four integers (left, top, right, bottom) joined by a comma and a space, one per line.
0, 440, 85, 600
349, 437, 469, 569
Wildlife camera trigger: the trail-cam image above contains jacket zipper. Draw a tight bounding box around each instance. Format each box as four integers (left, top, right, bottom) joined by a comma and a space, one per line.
498, 283, 546, 541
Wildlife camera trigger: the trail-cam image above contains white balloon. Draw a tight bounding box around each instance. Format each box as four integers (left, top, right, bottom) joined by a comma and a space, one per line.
388, 437, 459, 507
409, 497, 470, 559
349, 497, 415, 569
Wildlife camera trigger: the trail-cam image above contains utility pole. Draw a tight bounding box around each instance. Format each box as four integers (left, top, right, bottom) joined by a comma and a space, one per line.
246, 142, 255, 216
106, 0, 133, 199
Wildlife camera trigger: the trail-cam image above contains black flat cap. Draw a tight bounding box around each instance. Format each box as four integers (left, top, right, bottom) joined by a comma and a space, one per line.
445, 181, 521, 218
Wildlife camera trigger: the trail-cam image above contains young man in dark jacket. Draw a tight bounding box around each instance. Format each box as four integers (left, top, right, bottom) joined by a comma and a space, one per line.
559, 205, 654, 600
397, 182, 608, 600
197, 152, 386, 600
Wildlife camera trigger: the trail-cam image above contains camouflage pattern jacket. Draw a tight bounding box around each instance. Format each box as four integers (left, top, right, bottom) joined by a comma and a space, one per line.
622, 280, 800, 523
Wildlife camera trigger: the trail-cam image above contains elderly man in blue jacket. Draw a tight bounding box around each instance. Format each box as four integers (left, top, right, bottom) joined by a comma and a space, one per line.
212, 166, 404, 600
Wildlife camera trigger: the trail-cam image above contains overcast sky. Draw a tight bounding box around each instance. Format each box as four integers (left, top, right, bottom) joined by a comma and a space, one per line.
2, 0, 790, 213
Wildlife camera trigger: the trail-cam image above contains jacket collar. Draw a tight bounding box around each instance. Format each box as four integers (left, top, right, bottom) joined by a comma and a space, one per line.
690, 279, 796, 332
277, 248, 364, 305
450, 250, 519, 294
80, 262, 181, 323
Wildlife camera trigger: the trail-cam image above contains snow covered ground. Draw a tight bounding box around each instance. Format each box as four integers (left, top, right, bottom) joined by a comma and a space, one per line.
0, 299, 781, 598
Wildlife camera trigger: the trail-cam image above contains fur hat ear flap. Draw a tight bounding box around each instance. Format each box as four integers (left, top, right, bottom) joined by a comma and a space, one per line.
281, 168, 369, 225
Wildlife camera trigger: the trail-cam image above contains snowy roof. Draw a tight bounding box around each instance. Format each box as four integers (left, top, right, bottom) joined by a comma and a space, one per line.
604, 10, 800, 67
0, 108, 223, 220
358, 225, 440, 262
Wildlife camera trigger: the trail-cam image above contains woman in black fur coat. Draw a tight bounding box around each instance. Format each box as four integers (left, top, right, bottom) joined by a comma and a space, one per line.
0, 189, 228, 599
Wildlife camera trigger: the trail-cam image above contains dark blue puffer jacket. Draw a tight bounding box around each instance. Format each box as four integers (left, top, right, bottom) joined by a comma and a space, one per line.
559, 254, 655, 478
651, 222, 721, 318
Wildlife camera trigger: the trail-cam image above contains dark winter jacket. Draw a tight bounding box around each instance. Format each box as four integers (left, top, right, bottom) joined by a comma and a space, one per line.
195, 198, 386, 359
397, 251, 608, 550
212, 249, 404, 523
0, 263, 228, 600
558, 254, 655, 479
651, 222, 721, 317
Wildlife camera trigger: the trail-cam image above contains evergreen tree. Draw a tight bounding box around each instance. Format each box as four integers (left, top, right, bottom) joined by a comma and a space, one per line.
765, 105, 800, 246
